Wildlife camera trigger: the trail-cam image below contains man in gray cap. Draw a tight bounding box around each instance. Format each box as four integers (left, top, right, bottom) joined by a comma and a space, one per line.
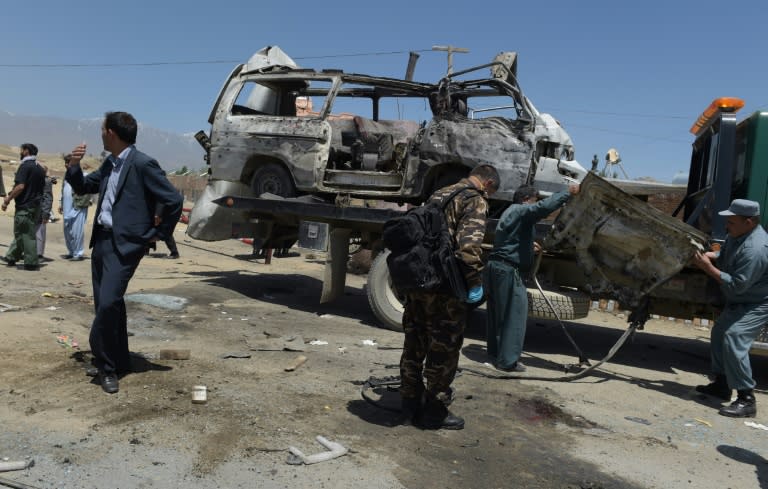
692, 199, 768, 417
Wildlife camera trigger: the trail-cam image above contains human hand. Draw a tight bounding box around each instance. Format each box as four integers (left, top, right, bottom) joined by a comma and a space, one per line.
691, 251, 710, 270
70, 143, 87, 165
467, 285, 484, 304
533, 241, 542, 254
154, 215, 161, 227
569, 184, 580, 195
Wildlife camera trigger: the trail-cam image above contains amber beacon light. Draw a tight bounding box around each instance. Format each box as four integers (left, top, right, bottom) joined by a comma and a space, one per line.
690, 97, 745, 135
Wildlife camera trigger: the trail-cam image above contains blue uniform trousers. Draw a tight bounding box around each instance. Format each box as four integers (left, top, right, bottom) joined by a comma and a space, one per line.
710, 302, 768, 390
485, 259, 528, 369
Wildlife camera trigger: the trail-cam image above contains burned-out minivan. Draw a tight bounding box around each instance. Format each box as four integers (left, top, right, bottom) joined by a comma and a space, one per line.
188, 46, 586, 241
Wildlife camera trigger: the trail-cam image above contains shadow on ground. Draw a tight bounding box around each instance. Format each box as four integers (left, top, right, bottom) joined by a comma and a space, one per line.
717, 445, 768, 489
185, 268, 382, 328
464, 308, 768, 386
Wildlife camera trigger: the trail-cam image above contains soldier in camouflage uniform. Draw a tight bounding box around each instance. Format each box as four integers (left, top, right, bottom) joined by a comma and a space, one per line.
400, 164, 499, 430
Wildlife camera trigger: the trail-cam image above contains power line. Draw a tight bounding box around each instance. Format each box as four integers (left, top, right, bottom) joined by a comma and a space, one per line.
0, 49, 433, 68
294, 49, 432, 60
0, 60, 239, 68
565, 123, 691, 144
543, 108, 690, 120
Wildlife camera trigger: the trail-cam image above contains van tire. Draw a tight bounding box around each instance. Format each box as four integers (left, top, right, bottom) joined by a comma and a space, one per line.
367, 250, 405, 332
527, 287, 590, 320
251, 163, 295, 198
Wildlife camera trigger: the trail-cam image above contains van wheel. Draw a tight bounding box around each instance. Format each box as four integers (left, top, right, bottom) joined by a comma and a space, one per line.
367, 250, 405, 331
251, 163, 296, 198
527, 287, 590, 320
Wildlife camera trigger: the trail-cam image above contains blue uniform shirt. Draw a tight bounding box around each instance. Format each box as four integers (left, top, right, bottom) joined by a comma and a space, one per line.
490, 190, 570, 274
718, 225, 768, 304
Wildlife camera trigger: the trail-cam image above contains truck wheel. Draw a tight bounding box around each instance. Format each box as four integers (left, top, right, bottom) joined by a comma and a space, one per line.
527, 287, 590, 320
251, 163, 296, 198
366, 250, 405, 331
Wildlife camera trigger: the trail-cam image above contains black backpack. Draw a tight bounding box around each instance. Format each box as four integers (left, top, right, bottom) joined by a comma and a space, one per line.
382, 186, 475, 299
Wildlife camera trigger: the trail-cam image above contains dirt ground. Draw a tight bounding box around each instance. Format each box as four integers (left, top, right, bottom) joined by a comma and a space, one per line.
0, 213, 766, 489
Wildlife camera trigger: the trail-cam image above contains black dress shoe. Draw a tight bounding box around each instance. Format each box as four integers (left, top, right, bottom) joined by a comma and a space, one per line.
99, 373, 119, 394
695, 377, 731, 401
1, 257, 16, 266
719, 390, 756, 418
62, 254, 73, 259
167, 253, 180, 259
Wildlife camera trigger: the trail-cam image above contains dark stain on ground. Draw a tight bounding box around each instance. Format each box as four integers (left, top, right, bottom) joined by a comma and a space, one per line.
514, 396, 598, 428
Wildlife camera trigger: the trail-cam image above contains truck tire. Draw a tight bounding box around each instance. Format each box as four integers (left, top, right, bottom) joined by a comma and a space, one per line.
366, 250, 405, 332
527, 287, 590, 320
367, 252, 590, 329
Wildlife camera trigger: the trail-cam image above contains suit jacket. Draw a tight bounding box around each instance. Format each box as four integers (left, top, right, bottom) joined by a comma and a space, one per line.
65, 147, 183, 257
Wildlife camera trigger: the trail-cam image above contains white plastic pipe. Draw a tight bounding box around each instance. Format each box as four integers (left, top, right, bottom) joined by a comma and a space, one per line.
0, 459, 34, 472
288, 436, 348, 465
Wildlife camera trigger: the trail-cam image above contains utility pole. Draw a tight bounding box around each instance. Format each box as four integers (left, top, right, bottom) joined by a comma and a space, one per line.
432, 45, 469, 75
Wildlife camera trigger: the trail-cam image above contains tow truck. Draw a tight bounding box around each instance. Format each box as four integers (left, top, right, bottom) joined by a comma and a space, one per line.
542, 97, 768, 354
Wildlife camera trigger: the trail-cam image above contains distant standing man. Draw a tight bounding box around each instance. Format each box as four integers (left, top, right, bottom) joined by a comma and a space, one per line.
154, 203, 180, 259
485, 184, 579, 372
35, 165, 55, 259
692, 199, 768, 417
400, 165, 499, 430
66, 112, 183, 394
0, 164, 6, 197
59, 154, 90, 260
1, 143, 46, 270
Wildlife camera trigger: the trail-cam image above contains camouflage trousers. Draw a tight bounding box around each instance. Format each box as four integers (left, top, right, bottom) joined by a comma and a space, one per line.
399, 291, 468, 405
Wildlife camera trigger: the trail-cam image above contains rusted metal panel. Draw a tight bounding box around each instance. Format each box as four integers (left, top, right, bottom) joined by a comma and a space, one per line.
545, 173, 708, 307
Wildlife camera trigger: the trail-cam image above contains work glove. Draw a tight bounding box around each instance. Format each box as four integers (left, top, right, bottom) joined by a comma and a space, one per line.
467, 285, 484, 304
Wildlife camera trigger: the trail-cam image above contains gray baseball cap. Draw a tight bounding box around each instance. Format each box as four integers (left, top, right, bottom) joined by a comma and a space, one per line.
718, 199, 760, 217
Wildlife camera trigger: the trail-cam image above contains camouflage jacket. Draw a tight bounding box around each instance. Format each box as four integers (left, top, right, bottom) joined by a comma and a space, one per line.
427, 178, 489, 287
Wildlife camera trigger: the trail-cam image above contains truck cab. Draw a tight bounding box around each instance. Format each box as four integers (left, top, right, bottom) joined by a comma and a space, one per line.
683, 98, 768, 240
543, 98, 768, 353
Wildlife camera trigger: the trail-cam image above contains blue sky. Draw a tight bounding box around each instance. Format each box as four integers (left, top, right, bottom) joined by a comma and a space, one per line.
1, 0, 765, 182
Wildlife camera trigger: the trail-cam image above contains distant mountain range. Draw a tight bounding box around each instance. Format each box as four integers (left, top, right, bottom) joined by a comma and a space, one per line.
0, 110, 205, 171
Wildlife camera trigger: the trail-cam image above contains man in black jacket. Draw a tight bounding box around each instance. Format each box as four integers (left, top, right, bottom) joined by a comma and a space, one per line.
67, 112, 183, 394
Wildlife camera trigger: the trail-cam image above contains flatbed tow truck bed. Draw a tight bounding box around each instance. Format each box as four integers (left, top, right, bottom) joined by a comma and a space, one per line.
211, 193, 768, 355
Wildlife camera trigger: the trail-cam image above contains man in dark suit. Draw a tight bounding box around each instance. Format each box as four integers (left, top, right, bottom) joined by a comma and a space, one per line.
67, 111, 183, 394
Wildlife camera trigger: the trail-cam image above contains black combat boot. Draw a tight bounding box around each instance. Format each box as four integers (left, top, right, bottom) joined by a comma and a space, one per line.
400, 396, 423, 426
695, 375, 732, 401
719, 389, 757, 418
420, 399, 465, 430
